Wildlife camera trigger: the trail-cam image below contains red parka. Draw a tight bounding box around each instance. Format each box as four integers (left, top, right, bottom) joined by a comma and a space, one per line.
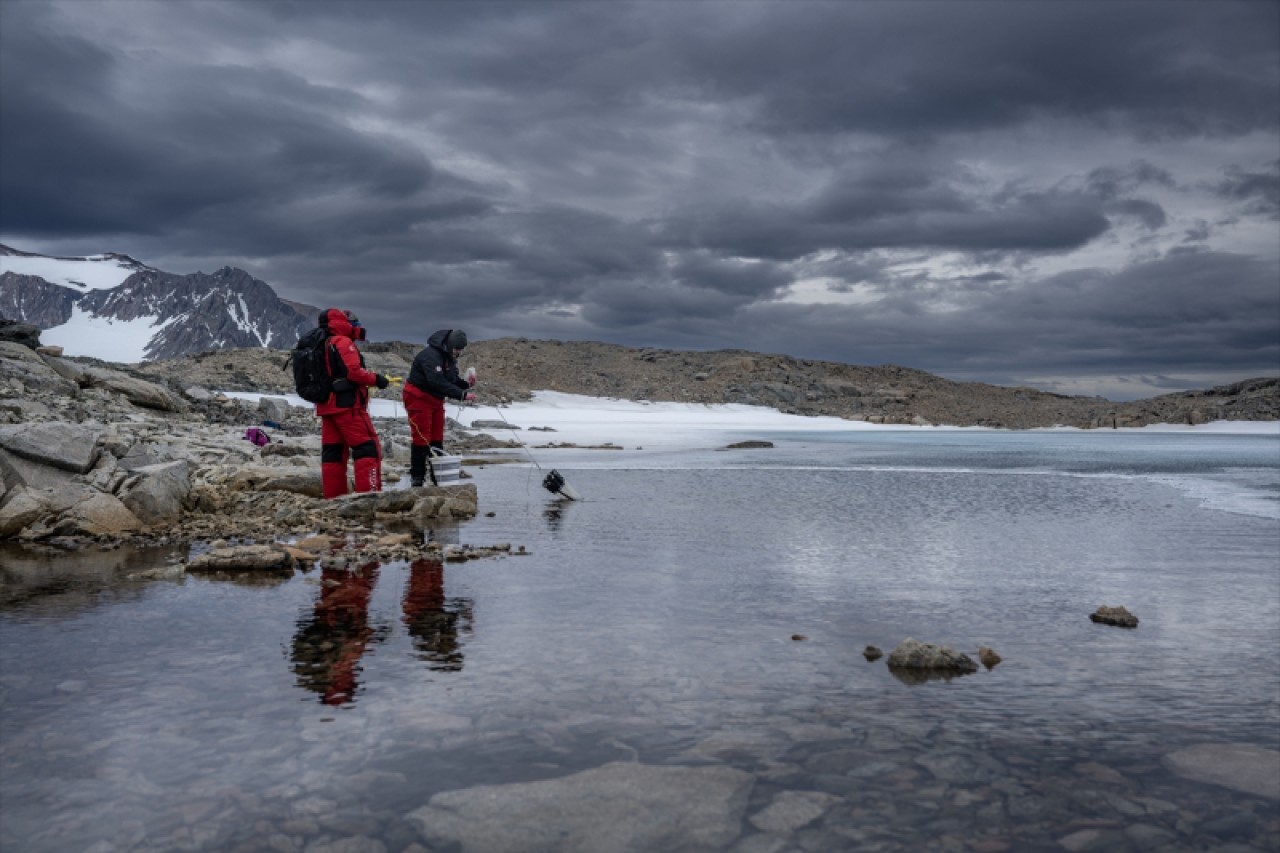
315, 308, 381, 416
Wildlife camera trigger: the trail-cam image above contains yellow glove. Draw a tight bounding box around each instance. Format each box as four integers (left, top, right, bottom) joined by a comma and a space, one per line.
385, 375, 404, 385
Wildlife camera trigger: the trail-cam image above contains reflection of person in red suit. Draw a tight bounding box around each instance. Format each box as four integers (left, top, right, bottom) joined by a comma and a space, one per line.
292, 560, 384, 706
402, 558, 474, 671
315, 308, 392, 499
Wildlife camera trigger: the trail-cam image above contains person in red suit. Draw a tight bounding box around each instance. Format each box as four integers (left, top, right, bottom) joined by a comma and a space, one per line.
402, 329, 476, 487
314, 308, 392, 498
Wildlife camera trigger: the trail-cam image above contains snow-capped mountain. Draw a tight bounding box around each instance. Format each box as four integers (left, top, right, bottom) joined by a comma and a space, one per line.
0, 244, 316, 362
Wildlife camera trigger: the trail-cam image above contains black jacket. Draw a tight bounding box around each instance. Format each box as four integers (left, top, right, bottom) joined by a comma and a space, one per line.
407, 329, 470, 401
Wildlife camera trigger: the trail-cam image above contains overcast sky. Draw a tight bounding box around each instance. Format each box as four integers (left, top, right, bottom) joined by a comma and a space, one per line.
2, 0, 1277, 399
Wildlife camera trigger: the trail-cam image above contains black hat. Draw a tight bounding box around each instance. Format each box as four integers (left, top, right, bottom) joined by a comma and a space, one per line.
446, 329, 468, 351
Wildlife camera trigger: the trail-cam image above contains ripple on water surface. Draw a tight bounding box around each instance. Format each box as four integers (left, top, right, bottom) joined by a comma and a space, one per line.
2, 434, 1278, 851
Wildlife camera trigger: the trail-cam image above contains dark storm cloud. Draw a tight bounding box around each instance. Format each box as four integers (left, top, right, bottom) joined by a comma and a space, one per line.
1217, 161, 1280, 219
0, 1, 441, 245
674, 1, 1279, 140
1, 0, 1276, 396
652, 250, 1279, 383
664, 164, 1112, 260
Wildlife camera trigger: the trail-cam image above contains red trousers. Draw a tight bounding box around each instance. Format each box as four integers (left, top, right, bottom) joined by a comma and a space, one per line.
320, 408, 382, 498
403, 383, 447, 446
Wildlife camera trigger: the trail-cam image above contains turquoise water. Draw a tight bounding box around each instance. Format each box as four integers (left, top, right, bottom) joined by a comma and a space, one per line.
2, 429, 1277, 850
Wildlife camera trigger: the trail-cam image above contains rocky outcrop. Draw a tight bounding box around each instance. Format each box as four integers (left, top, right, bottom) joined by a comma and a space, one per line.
886, 638, 979, 675
1090, 605, 1139, 628
0, 311, 44, 349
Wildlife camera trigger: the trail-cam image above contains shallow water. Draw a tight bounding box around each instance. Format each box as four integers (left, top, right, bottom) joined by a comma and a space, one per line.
2, 430, 1278, 851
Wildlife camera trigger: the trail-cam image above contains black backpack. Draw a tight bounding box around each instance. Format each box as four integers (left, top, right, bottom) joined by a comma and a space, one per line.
284, 327, 333, 404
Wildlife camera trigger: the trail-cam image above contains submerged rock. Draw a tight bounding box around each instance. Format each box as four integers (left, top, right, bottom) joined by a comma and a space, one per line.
1163, 743, 1280, 800
978, 646, 1002, 668
404, 761, 753, 852
1090, 605, 1139, 628
863, 645, 883, 661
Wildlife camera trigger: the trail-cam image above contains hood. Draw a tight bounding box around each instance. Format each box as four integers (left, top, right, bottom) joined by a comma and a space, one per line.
322, 308, 362, 340
427, 328, 454, 352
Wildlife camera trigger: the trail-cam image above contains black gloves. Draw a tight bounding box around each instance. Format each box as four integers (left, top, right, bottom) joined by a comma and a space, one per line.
375, 374, 390, 390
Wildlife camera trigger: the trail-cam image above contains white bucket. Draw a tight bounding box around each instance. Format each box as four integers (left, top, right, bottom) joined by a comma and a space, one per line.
428, 455, 461, 484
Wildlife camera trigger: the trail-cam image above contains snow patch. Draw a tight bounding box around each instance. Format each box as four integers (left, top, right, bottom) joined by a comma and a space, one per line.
215, 388, 1280, 448
0, 254, 140, 291
42, 305, 177, 363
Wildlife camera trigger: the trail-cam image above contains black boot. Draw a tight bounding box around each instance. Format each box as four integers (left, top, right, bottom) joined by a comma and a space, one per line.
409, 445, 428, 488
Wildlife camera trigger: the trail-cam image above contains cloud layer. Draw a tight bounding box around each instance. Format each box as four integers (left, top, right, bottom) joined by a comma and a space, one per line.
2, 0, 1276, 399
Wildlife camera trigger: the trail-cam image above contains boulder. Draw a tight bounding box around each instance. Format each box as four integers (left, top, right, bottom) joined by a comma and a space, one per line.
119, 460, 192, 526
333, 484, 478, 520
0, 448, 80, 491
1090, 605, 1139, 628
0, 487, 51, 537
257, 396, 291, 423
260, 442, 316, 459
405, 762, 753, 852
40, 353, 86, 385
115, 442, 169, 471
186, 544, 295, 575
228, 464, 324, 498
469, 419, 520, 430
886, 638, 978, 674
0, 342, 80, 396
55, 492, 142, 536
0, 422, 104, 473
0, 398, 52, 423
0, 316, 41, 349
81, 366, 187, 412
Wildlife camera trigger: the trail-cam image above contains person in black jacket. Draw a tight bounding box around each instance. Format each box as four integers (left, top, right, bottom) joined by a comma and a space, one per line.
402, 329, 475, 487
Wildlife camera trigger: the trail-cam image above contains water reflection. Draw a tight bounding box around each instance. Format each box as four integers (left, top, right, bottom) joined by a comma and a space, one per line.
543, 498, 573, 533
402, 558, 473, 671
0, 542, 177, 616
291, 560, 390, 706
291, 557, 474, 705
887, 666, 977, 686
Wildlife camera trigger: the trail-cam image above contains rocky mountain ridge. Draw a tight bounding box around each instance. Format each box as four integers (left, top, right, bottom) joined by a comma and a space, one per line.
0, 245, 319, 360
141, 337, 1279, 430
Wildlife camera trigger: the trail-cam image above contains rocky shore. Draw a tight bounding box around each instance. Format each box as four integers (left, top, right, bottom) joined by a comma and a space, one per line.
0, 340, 521, 559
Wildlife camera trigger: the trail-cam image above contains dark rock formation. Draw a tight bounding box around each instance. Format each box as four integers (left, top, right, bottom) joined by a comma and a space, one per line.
1090, 605, 1139, 628
0, 313, 42, 349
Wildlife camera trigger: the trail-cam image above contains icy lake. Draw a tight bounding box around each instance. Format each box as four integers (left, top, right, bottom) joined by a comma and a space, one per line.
2, 403, 1278, 851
